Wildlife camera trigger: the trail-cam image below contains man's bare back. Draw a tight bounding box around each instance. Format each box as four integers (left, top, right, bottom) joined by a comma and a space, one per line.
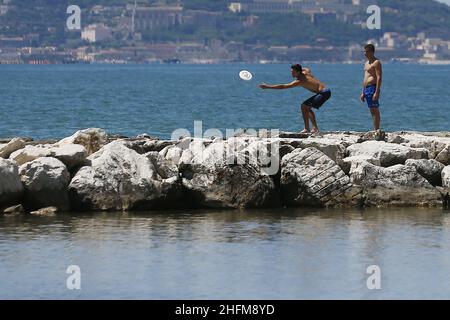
298, 68, 327, 93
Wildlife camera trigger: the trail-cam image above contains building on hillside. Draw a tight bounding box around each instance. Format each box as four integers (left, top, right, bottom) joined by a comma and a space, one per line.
81, 24, 113, 43
183, 10, 221, 28
132, 5, 183, 31
229, 0, 369, 15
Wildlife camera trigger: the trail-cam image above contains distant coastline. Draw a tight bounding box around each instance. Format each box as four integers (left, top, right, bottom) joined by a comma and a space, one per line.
3, 58, 450, 65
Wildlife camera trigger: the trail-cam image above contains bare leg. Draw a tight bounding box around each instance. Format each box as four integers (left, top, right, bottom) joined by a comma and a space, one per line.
301, 104, 310, 132
370, 107, 381, 130
309, 110, 319, 133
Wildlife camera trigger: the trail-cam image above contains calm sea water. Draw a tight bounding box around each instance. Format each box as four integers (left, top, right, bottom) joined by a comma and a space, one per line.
0, 63, 449, 140
1, 208, 450, 300
2, 64, 450, 300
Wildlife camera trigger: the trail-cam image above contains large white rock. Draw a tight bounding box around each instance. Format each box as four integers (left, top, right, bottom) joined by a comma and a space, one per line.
69, 140, 184, 211
188, 140, 230, 167
286, 137, 347, 166
341, 155, 381, 175
181, 138, 277, 168
0, 159, 23, 208
320, 132, 361, 148
9, 143, 87, 169
160, 145, 183, 165
180, 140, 279, 209
58, 128, 108, 155
347, 140, 429, 167
9, 144, 53, 165
443, 166, 450, 188
280, 148, 362, 207
0, 138, 26, 159
405, 159, 445, 186
350, 161, 441, 207
145, 151, 179, 180
435, 144, 450, 166
19, 157, 70, 211
50, 144, 87, 169
388, 132, 450, 162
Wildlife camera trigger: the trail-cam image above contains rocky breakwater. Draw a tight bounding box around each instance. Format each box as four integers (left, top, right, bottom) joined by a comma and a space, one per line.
1, 128, 450, 215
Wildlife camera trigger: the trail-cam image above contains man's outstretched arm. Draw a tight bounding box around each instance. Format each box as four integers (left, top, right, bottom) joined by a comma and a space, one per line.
259, 80, 301, 90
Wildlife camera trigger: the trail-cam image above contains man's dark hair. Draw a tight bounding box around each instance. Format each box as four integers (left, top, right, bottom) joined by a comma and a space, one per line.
364, 44, 375, 53
291, 64, 302, 73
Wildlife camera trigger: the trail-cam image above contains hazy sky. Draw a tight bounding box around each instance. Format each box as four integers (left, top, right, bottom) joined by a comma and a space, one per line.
436, 0, 450, 5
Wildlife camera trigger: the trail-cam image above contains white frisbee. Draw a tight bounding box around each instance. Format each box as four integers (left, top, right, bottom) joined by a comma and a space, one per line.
239, 70, 253, 81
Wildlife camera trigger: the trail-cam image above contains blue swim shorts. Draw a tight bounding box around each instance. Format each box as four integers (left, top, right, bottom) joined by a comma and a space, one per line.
302, 89, 332, 110
363, 84, 380, 108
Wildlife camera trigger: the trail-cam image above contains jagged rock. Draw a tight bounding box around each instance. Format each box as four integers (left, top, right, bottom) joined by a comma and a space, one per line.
179, 149, 194, 167
0, 159, 23, 209
19, 157, 70, 211
350, 161, 441, 207
441, 189, 450, 210
280, 148, 362, 208
232, 128, 260, 138
5, 129, 450, 212
58, 128, 108, 155
279, 132, 311, 139
180, 140, 279, 209
320, 132, 361, 148
69, 140, 184, 211
388, 132, 450, 161
9, 144, 53, 165
135, 133, 158, 140
405, 159, 445, 186
357, 130, 387, 143
9, 143, 87, 169
161, 145, 184, 165
0, 138, 26, 159
30, 206, 58, 216
443, 166, 450, 188
0, 137, 33, 144
387, 133, 407, 144
124, 139, 176, 154
178, 137, 282, 176
186, 140, 229, 166
2, 204, 25, 215
49, 144, 87, 169
340, 155, 381, 175
279, 144, 295, 160
286, 138, 347, 166
180, 137, 278, 169
145, 151, 179, 179
347, 141, 429, 167
244, 139, 280, 173
435, 144, 450, 166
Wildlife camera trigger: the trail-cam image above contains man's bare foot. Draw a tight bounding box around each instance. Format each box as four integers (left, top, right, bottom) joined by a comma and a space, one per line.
311, 128, 320, 134
300, 129, 310, 134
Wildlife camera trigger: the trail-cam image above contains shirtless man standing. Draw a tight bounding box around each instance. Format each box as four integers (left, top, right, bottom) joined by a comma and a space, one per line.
361, 44, 383, 130
259, 64, 331, 134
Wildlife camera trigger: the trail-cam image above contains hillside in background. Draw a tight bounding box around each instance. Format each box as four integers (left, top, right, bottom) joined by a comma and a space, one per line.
379, 0, 450, 39
0, 0, 449, 47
